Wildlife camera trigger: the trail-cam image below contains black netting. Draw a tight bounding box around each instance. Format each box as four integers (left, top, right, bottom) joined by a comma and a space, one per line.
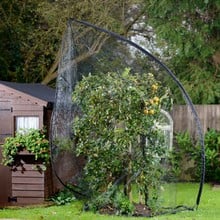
50, 19, 205, 216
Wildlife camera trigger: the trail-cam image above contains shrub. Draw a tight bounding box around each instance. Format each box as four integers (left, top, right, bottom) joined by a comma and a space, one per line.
172, 129, 220, 183
51, 187, 76, 205
170, 132, 197, 180
88, 187, 134, 216
203, 129, 220, 182
72, 68, 172, 211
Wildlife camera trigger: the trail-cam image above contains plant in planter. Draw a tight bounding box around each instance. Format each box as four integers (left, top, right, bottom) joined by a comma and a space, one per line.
1, 129, 50, 170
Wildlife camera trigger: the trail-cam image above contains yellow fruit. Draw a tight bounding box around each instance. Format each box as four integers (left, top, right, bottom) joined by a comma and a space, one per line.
144, 109, 149, 115
153, 96, 160, 103
149, 109, 155, 115
152, 84, 158, 91
149, 99, 154, 105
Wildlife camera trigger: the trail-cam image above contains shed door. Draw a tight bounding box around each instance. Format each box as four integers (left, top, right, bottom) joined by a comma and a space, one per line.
0, 102, 13, 204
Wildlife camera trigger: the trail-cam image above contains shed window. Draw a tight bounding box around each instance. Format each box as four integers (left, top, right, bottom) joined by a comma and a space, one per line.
16, 116, 39, 133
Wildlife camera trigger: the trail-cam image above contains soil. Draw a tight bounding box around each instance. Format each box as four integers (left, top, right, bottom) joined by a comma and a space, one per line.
99, 205, 117, 215
99, 203, 152, 217
133, 203, 152, 217
212, 183, 220, 189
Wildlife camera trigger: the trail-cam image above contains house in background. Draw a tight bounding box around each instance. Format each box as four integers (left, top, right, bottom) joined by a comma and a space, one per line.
0, 81, 55, 205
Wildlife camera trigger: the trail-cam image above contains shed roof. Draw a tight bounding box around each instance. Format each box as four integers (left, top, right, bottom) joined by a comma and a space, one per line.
0, 81, 55, 103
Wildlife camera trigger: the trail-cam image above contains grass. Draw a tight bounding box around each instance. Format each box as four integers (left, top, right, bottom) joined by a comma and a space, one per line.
0, 183, 220, 220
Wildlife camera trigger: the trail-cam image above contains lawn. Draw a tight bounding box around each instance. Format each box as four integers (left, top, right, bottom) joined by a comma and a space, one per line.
0, 183, 219, 220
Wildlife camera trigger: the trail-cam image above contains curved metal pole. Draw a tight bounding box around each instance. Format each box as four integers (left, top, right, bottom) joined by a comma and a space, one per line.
69, 18, 205, 208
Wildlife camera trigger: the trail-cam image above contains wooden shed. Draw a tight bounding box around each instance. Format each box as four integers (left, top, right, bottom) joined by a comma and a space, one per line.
0, 80, 55, 206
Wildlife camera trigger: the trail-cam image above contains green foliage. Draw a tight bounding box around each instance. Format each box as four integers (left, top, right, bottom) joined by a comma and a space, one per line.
203, 129, 220, 182
172, 129, 220, 182
114, 192, 135, 216
51, 187, 76, 205
72, 68, 172, 211
146, 0, 220, 104
169, 132, 197, 180
0, 0, 147, 84
175, 131, 196, 167
1, 0, 219, 104
2, 129, 50, 168
88, 187, 134, 216
0, 0, 56, 82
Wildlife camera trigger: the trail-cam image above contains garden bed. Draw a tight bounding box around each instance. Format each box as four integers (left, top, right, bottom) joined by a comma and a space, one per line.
99, 202, 151, 216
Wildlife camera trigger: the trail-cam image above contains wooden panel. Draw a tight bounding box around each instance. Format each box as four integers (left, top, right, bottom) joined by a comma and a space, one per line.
12, 170, 44, 178
171, 104, 220, 138
0, 146, 12, 203
0, 101, 13, 202
16, 197, 44, 204
12, 184, 44, 191
0, 101, 12, 144
14, 164, 44, 170
0, 84, 47, 106
12, 190, 44, 197
13, 106, 43, 111
12, 177, 44, 184
11, 163, 53, 205
216, 105, 220, 130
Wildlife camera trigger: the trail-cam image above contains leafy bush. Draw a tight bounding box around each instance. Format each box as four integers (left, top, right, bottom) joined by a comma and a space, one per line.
203, 129, 220, 182
170, 132, 196, 179
172, 129, 220, 183
72, 68, 172, 211
114, 191, 135, 216
51, 187, 76, 205
88, 187, 134, 216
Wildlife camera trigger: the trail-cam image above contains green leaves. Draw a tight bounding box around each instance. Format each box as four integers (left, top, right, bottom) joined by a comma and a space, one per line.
72, 68, 172, 210
173, 129, 220, 182
51, 187, 76, 205
2, 129, 50, 167
146, 0, 220, 104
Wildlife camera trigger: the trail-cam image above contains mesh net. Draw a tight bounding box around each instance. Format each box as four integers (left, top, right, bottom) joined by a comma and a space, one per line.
50, 19, 205, 216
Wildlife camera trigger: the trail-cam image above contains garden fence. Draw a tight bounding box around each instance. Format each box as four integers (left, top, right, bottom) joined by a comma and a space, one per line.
171, 104, 220, 137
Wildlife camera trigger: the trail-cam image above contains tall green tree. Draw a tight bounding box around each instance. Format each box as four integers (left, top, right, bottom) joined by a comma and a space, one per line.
0, 0, 147, 84
0, 0, 56, 82
38, 0, 147, 85
145, 0, 220, 104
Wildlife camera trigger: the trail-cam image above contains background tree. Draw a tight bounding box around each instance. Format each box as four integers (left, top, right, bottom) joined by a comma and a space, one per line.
0, 0, 58, 82
0, 0, 148, 85
1, 0, 219, 104
144, 0, 220, 104
38, 0, 147, 85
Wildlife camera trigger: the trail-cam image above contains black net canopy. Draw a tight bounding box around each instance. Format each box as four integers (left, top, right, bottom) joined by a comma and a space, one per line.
50, 19, 205, 217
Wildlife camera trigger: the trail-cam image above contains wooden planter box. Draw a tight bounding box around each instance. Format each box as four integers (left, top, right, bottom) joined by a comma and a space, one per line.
11, 153, 53, 205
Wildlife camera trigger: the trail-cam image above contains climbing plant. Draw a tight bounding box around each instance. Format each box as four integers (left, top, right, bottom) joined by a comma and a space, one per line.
72, 68, 172, 213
